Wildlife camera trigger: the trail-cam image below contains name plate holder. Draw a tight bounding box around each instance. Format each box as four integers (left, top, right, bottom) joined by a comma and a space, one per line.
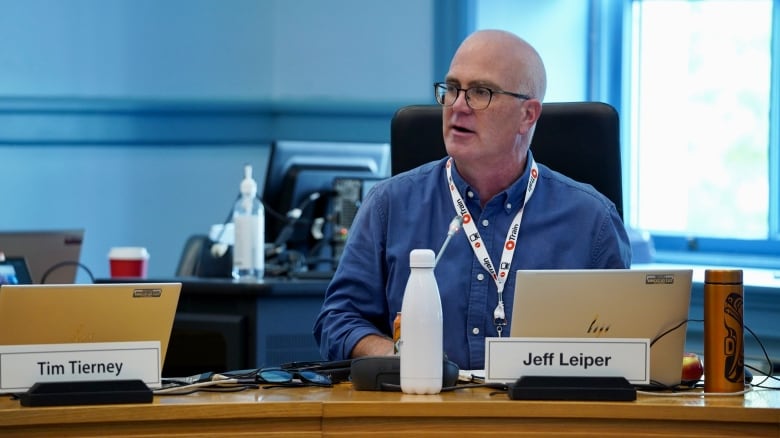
485, 337, 650, 401
0, 341, 161, 405
18, 379, 153, 407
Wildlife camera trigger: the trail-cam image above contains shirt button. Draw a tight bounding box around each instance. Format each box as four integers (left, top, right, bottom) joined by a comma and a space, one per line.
506, 203, 512, 210
477, 273, 485, 281
472, 327, 480, 335
482, 219, 489, 227
467, 191, 475, 198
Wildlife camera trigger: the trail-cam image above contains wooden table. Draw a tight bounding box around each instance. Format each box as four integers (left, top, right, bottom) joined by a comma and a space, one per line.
1, 383, 778, 437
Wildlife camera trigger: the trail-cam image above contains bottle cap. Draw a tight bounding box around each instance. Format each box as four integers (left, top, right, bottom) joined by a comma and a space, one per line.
704, 269, 743, 285
409, 249, 435, 268
240, 164, 258, 198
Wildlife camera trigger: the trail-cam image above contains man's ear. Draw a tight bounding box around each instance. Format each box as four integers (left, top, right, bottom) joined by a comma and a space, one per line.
518, 99, 543, 136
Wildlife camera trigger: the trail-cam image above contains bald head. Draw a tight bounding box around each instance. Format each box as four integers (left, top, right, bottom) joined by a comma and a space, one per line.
451, 30, 547, 102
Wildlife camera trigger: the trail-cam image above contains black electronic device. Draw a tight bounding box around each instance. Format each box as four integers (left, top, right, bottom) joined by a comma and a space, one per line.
18, 380, 153, 407
507, 376, 636, 401
262, 141, 390, 273
350, 355, 459, 391
331, 177, 384, 260
331, 178, 363, 235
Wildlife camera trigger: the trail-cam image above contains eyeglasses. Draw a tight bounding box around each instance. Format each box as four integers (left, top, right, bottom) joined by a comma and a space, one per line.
223, 367, 333, 387
434, 82, 532, 110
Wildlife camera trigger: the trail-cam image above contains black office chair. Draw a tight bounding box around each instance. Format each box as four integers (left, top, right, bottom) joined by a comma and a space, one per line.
176, 234, 232, 278
390, 102, 623, 218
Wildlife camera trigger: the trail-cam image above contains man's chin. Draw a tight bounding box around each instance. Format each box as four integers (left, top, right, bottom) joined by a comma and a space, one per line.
446, 132, 478, 150
445, 143, 482, 165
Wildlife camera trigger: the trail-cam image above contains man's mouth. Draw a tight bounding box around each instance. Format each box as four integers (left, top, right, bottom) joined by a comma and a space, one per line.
452, 124, 475, 134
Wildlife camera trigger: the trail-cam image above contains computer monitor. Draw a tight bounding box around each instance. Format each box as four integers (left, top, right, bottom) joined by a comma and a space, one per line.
262, 141, 390, 272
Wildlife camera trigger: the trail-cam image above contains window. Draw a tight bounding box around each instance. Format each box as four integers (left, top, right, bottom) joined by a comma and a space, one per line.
630, 0, 773, 235
629, 0, 779, 266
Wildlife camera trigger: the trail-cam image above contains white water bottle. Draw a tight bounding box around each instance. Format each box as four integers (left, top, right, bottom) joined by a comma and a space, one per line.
400, 249, 443, 394
232, 164, 265, 280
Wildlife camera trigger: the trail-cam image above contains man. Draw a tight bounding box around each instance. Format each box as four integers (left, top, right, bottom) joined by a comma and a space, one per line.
314, 29, 631, 370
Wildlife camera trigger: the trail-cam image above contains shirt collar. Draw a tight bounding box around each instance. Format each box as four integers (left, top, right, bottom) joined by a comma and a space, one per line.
447, 150, 536, 213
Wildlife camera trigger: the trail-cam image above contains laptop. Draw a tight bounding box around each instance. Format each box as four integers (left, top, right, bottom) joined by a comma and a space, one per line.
0, 257, 33, 285
510, 269, 693, 387
0, 230, 85, 284
0, 282, 181, 370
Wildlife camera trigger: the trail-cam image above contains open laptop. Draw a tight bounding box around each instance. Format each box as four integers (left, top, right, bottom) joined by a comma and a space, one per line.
0, 257, 33, 285
0, 282, 181, 371
0, 230, 85, 284
510, 269, 693, 387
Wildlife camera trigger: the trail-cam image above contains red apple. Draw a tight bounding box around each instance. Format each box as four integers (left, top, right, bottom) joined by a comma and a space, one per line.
681, 352, 704, 384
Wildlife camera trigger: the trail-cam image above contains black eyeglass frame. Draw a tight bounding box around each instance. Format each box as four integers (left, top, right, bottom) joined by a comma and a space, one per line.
433, 82, 532, 110
223, 367, 333, 387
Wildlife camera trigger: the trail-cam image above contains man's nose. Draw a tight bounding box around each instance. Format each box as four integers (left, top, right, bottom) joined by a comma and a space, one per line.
451, 89, 472, 112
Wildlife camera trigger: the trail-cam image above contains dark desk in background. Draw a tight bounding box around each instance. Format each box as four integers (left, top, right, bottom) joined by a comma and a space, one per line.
97, 277, 330, 376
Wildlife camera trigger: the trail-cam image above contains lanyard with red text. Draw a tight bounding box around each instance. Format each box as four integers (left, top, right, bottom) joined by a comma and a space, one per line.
445, 157, 538, 337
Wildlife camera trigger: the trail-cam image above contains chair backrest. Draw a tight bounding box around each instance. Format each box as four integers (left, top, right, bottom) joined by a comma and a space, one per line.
390, 102, 623, 218
175, 234, 232, 278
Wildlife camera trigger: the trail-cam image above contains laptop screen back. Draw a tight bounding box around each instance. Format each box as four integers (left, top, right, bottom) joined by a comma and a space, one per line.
510, 269, 692, 387
0, 230, 84, 284
0, 282, 181, 369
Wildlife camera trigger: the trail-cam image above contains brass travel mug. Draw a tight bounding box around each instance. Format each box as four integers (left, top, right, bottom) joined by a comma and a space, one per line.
703, 269, 744, 393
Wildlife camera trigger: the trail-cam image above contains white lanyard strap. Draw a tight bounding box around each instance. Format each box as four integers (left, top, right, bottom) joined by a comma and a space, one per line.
445, 157, 538, 335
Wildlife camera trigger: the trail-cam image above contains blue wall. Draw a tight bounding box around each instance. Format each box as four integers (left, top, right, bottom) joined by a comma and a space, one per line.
0, 0, 434, 101
0, 0, 436, 279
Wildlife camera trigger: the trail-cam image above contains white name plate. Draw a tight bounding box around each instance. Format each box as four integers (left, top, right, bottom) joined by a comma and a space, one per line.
485, 337, 650, 384
0, 341, 162, 393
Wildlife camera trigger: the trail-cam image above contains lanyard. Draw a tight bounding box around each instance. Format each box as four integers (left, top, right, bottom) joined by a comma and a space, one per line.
445, 157, 538, 336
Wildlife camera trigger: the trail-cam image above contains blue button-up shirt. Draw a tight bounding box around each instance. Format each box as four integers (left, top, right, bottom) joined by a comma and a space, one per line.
313, 153, 631, 370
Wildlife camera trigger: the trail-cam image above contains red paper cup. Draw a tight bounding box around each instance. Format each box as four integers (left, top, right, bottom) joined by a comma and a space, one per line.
109, 247, 150, 278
